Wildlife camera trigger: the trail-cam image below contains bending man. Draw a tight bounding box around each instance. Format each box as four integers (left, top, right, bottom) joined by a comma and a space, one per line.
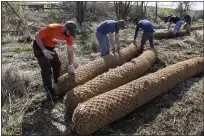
96, 20, 125, 56
33, 21, 78, 101
133, 18, 155, 53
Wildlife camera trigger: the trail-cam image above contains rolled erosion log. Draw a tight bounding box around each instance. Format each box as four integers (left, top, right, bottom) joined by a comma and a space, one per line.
64, 49, 157, 113
190, 25, 203, 31
154, 25, 203, 40
72, 57, 204, 135
154, 30, 188, 39
57, 43, 139, 96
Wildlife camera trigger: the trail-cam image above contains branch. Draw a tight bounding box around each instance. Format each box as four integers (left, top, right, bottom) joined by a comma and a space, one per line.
5, 2, 21, 19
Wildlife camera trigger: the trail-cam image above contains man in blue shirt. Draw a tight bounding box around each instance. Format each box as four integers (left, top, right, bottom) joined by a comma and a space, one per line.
133, 18, 155, 53
183, 13, 192, 34
164, 15, 182, 36
96, 20, 125, 56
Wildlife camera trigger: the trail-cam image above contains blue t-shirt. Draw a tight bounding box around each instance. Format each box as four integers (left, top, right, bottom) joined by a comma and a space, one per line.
134, 19, 154, 40
96, 20, 117, 34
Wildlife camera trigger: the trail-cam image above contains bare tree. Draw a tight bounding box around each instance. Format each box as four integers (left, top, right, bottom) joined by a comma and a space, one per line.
175, 2, 194, 18
2, 2, 31, 36
114, 2, 135, 20
143, 2, 148, 17
76, 1, 86, 27
155, 2, 158, 21
140, 1, 144, 17
137, 2, 148, 19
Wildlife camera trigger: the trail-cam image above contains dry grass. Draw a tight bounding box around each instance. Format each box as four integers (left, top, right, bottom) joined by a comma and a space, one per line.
1, 27, 203, 136
95, 75, 203, 136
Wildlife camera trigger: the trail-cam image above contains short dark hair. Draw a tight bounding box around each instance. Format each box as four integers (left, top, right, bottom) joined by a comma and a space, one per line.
132, 18, 139, 25
135, 18, 140, 25
117, 20, 125, 29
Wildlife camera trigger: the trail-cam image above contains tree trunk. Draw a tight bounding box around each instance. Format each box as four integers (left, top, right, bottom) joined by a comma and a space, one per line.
140, 1, 144, 18
155, 2, 158, 21
76, 1, 86, 27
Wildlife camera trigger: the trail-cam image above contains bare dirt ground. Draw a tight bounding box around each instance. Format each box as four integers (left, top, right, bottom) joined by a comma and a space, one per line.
1, 29, 203, 136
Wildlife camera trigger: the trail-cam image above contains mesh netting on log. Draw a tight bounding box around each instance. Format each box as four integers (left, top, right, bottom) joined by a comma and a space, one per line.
72, 57, 204, 135
56, 43, 139, 96
64, 49, 157, 114
190, 25, 203, 31
154, 30, 188, 39
154, 25, 203, 40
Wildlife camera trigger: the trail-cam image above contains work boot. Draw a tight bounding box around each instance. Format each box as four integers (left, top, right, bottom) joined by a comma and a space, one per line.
45, 86, 58, 101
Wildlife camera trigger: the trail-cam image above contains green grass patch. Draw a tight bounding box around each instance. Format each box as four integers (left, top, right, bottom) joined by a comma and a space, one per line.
6, 45, 32, 53
160, 8, 174, 15
1, 40, 8, 46
2, 124, 22, 136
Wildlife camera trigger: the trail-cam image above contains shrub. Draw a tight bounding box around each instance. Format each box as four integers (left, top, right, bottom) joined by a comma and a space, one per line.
1, 66, 30, 105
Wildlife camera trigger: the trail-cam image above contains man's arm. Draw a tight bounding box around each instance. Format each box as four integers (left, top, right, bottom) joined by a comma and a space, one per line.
134, 25, 140, 40
115, 32, 120, 51
35, 33, 46, 50
67, 46, 74, 65
67, 45, 75, 73
108, 32, 115, 49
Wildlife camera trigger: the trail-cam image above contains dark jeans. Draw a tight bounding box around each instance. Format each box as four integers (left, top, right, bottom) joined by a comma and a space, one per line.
140, 32, 154, 53
33, 41, 61, 88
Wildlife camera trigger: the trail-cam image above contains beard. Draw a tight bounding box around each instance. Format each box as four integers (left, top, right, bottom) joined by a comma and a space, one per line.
63, 31, 70, 37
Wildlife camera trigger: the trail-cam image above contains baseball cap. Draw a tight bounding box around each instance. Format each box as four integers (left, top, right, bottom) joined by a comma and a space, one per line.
65, 21, 78, 38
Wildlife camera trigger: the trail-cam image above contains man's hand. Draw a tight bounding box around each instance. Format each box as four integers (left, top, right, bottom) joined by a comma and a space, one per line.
68, 64, 75, 74
42, 49, 55, 59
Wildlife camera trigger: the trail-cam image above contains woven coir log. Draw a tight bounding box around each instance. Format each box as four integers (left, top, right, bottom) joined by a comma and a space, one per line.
56, 43, 139, 96
72, 57, 204, 135
154, 25, 203, 40
190, 25, 203, 31
64, 49, 157, 113
154, 30, 188, 39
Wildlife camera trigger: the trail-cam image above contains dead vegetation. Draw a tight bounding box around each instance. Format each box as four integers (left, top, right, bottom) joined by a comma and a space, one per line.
2, 28, 203, 136
1, 1, 204, 136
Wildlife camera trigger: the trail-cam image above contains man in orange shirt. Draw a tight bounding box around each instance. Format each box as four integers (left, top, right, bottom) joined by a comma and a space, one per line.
33, 21, 78, 101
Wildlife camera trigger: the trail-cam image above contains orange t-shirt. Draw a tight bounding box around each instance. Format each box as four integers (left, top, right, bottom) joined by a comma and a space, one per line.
39, 24, 73, 48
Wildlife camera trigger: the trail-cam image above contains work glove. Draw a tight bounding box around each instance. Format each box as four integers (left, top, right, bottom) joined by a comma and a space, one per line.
68, 64, 75, 74
42, 49, 55, 59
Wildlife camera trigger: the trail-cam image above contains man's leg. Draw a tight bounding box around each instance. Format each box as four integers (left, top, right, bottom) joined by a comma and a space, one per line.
177, 21, 182, 31
105, 34, 110, 55
33, 47, 57, 101
140, 32, 149, 53
95, 32, 107, 56
50, 51, 61, 84
173, 21, 182, 35
149, 32, 154, 48
187, 24, 191, 34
